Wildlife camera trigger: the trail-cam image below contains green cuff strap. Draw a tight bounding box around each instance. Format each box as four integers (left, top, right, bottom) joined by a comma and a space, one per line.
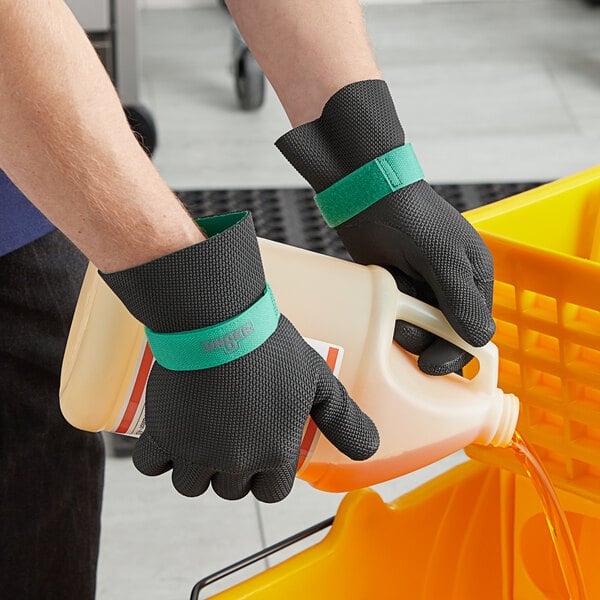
314, 143, 424, 228
145, 285, 280, 371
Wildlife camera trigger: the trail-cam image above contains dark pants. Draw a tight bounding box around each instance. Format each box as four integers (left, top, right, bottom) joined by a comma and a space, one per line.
0, 230, 105, 599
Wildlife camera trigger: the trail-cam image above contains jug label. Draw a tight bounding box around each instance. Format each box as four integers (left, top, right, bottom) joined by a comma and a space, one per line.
297, 340, 345, 472
110, 337, 344, 438
110, 342, 153, 436
304, 337, 344, 377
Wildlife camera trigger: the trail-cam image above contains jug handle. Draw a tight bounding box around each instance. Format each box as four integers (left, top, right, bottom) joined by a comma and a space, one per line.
395, 290, 499, 394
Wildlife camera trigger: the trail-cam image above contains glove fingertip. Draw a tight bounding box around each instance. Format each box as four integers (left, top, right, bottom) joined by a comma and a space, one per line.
459, 317, 495, 348
172, 462, 212, 498
345, 414, 380, 461
132, 434, 172, 476
252, 464, 296, 504
394, 320, 435, 355
437, 295, 495, 349
417, 339, 473, 376
313, 380, 380, 462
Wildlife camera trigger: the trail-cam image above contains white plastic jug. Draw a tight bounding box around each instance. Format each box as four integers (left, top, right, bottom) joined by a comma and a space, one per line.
60, 238, 519, 492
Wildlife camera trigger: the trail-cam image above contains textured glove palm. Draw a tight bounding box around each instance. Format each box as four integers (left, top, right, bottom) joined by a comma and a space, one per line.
335, 180, 495, 375
276, 80, 495, 375
101, 213, 379, 503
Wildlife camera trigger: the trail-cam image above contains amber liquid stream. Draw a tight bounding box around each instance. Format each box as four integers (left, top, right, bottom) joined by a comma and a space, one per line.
509, 430, 587, 599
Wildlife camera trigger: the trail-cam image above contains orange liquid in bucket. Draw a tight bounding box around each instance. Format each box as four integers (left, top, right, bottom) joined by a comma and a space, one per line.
509, 431, 587, 600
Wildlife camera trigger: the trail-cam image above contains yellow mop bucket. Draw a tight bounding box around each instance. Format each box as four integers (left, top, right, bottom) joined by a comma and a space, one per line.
190, 165, 600, 599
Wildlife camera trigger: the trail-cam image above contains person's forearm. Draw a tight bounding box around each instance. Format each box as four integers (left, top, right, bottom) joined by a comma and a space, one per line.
225, 0, 382, 126
0, 0, 204, 272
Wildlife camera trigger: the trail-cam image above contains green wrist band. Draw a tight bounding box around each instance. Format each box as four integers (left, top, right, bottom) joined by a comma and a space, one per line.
314, 143, 424, 228
145, 285, 280, 371
195, 211, 247, 237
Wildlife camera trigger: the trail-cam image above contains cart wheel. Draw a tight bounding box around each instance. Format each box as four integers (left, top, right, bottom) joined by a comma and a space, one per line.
234, 48, 265, 111
124, 104, 158, 157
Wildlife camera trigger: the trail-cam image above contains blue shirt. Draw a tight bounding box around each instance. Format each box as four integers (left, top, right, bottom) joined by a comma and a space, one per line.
0, 169, 55, 256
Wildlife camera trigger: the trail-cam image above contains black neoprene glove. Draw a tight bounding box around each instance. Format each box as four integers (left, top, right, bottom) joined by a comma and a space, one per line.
276, 80, 495, 376
100, 212, 379, 503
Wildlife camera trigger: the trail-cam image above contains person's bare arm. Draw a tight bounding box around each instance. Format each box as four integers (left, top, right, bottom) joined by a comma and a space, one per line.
225, 0, 382, 126
0, 0, 204, 272
226, 1, 496, 377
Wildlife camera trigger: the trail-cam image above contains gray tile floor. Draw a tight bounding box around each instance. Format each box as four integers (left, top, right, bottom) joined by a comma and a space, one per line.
97, 1, 600, 598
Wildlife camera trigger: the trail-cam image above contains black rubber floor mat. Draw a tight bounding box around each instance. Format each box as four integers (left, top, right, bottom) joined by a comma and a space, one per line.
178, 182, 543, 260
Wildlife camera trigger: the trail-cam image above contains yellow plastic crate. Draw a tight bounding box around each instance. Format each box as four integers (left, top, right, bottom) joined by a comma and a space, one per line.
464, 165, 600, 503
201, 462, 600, 599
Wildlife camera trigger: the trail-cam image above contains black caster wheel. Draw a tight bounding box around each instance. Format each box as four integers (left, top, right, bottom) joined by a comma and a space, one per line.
124, 104, 158, 157
229, 13, 265, 110
234, 47, 265, 111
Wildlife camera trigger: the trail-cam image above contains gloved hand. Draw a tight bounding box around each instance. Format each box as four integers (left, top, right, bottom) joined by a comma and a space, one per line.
100, 212, 379, 503
276, 80, 495, 376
